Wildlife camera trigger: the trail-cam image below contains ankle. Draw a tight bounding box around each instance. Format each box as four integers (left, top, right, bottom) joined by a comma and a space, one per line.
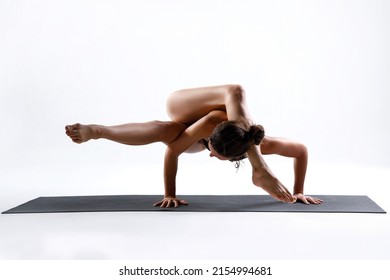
91, 125, 103, 139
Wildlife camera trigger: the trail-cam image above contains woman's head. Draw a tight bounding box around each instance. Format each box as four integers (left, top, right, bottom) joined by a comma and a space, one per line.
209, 121, 265, 160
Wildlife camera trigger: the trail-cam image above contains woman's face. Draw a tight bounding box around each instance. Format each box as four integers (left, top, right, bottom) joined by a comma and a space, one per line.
208, 140, 229, 161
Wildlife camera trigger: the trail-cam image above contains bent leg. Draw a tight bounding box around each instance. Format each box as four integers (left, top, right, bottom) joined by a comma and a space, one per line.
166, 85, 232, 125
167, 84, 251, 125
65, 121, 187, 145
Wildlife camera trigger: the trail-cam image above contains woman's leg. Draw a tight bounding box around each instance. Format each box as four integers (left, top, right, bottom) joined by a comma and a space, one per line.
166, 84, 247, 125
65, 121, 187, 145
66, 85, 242, 145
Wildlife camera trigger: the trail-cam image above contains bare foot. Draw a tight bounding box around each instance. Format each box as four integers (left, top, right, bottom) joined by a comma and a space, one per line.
253, 171, 295, 203
65, 123, 100, 144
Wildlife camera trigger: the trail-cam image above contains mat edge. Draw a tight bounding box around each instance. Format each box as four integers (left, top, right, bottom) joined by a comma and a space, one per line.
2, 194, 386, 214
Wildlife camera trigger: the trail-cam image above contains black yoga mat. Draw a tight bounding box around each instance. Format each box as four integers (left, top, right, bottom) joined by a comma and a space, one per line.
1, 195, 386, 214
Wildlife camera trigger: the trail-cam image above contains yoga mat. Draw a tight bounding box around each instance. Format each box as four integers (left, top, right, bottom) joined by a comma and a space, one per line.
1, 195, 386, 214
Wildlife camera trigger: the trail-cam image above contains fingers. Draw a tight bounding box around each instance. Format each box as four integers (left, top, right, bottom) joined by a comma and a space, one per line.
179, 200, 189, 205
153, 198, 189, 208
302, 196, 323, 205
300, 195, 310, 205
161, 199, 168, 208
294, 194, 324, 205
153, 200, 162, 207
306, 196, 323, 205
154, 199, 167, 208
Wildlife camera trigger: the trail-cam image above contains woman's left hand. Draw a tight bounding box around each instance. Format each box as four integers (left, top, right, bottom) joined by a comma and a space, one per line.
293, 193, 323, 205
153, 197, 189, 208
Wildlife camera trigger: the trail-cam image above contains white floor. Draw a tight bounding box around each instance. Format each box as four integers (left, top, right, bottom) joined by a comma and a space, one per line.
1, 149, 390, 260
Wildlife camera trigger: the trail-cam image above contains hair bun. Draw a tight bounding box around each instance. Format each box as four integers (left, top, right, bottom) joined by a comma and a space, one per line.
247, 125, 265, 145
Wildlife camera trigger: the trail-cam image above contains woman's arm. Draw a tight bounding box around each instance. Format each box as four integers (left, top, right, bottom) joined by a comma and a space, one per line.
154, 111, 227, 208
260, 136, 323, 204
223, 85, 295, 203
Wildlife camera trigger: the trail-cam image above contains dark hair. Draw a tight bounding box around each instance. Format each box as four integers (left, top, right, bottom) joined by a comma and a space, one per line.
209, 121, 265, 159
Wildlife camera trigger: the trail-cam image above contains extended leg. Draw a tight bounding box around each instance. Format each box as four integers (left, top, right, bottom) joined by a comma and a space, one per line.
65, 121, 187, 145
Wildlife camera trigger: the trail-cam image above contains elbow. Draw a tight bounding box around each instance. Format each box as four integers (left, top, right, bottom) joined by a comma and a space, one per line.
298, 144, 308, 159
292, 143, 308, 162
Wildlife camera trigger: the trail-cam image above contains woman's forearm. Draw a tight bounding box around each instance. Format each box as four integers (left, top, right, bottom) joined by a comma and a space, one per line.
163, 148, 179, 198
293, 146, 308, 195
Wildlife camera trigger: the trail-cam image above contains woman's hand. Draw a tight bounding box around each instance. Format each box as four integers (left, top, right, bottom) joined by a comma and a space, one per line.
293, 193, 323, 205
153, 197, 189, 208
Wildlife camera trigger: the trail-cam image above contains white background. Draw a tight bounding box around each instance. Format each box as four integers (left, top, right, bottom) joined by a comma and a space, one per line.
0, 0, 390, 270
1, 0, 389, 167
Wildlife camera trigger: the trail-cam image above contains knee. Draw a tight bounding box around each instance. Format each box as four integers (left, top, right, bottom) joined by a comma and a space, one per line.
158, 121, 187, 144
225, 84, 246, 102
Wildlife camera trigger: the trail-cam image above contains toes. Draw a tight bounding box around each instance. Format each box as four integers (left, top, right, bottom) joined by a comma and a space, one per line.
65, 124, 81, 131
66, 130, 80, 142
65, 125, 76, 132
65, 124, 81, 137
71, 136, 82, 144
71, 133, 82, 142
65, 123, 89, 144
68, 131, 78, 137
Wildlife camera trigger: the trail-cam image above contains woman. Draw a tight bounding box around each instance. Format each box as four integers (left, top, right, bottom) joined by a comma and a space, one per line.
65, 85, 323, 207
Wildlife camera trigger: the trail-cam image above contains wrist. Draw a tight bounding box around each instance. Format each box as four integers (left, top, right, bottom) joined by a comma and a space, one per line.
293, 187, 304, 195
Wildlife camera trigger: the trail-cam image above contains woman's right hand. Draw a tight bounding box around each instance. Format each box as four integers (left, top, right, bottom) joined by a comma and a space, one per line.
153, 197, 189, 208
